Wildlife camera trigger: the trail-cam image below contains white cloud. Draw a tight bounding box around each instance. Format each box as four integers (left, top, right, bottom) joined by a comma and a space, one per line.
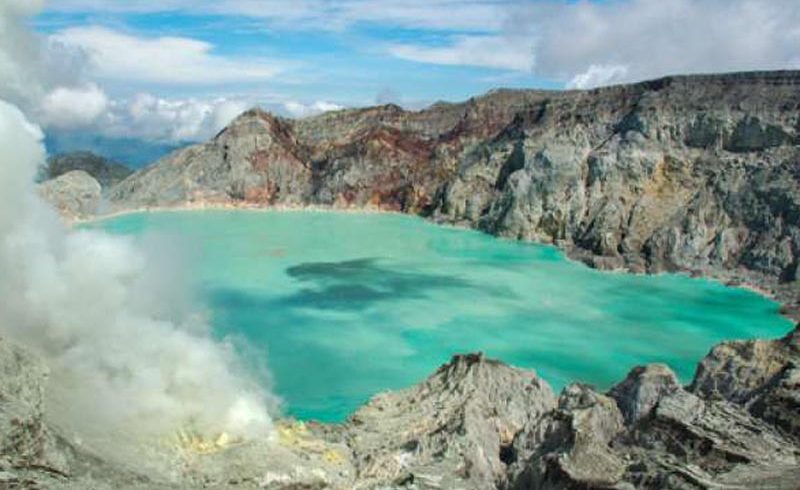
332, 0, 507, 31
102, 94, 250, 141
51, 26, 282, 85
3, 0, 46, 16
0, 0, 75, 109
383, 0, 800, 85
282, 100, 344, 118
0, 4, 268, 135
68, 95, 349, 143
40, 83, 109, 128
529, 0, 800, 86
567, 65, 629, 90
45, 93, 348, 144
389, 35, 533, 72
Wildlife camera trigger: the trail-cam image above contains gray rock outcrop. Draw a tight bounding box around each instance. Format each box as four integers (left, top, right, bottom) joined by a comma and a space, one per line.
344, 353, 555, 489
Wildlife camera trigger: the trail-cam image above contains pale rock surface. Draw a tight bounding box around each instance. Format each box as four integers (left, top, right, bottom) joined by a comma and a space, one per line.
38, 170, 102, 219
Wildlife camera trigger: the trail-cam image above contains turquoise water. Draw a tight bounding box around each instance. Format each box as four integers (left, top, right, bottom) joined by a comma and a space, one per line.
91, 210, 793, 422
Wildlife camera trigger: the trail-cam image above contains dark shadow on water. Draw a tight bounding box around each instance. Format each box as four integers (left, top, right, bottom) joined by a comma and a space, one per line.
285, 284, 390, 310
287, 258, 385, 281
208, 258, 519, 326
283, 258, 480, 310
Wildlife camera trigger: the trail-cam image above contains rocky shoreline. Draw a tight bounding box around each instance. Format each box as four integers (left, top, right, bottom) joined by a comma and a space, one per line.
68, 201, 797, 322
1, 323, 798, 489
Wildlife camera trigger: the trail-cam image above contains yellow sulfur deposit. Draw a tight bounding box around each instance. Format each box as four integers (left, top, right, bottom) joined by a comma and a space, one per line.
174, 429, 240, 454
277, 421, 345, 465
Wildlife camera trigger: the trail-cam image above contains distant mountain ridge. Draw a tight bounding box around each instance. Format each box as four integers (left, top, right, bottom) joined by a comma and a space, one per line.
44, 132, 186, 169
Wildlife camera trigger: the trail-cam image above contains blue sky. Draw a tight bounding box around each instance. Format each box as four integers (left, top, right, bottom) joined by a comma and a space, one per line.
32, 4, 555, 107
0, 0, 796, 163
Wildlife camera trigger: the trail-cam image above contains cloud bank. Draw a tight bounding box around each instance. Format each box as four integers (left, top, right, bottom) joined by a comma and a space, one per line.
6, 4, 342, 143
51, 26, 282, 86
40, 83, 108, 128
387, 0, 800, 87
51, 95, 345, 144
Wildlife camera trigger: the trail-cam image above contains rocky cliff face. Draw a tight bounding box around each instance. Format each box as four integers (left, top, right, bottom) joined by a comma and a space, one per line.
1, 325, 798, 489
106, 71, 800, 311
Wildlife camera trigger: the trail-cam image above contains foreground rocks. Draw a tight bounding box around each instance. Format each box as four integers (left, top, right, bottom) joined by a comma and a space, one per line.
102, 71, 800, 313
345, 353, 555, 489
1, 324, 798, 489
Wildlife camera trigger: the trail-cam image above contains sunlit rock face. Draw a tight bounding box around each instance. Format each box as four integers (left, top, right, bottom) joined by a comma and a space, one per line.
105, 71, 800, 313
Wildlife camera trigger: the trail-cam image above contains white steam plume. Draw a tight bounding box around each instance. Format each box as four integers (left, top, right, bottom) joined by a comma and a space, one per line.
0, 100, 273, 460
1, 1, 274, 463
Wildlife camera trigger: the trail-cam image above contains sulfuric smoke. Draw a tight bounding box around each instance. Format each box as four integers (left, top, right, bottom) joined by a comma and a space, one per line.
0, 99, 273, 460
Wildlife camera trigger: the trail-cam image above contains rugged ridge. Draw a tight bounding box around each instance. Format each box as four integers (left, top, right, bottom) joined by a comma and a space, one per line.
1, 325, 798, 489
106, 71, 800, 313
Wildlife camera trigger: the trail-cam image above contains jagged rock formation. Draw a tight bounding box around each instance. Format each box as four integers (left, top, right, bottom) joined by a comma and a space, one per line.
38, 170, 103, 219
344, 353, 555, 489
106, 71, 800, 313
46, 151, 133, 189
1, 324, 798, 489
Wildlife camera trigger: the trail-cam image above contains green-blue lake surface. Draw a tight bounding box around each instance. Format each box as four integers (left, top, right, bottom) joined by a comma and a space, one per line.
91, 210, 793, 421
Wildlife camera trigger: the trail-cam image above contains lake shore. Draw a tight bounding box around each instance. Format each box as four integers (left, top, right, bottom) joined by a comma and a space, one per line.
77, 201, 800, 325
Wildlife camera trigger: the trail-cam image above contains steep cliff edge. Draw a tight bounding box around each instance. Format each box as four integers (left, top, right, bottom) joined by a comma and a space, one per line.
106, 71, 800, 312
1, 325, 798, 489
